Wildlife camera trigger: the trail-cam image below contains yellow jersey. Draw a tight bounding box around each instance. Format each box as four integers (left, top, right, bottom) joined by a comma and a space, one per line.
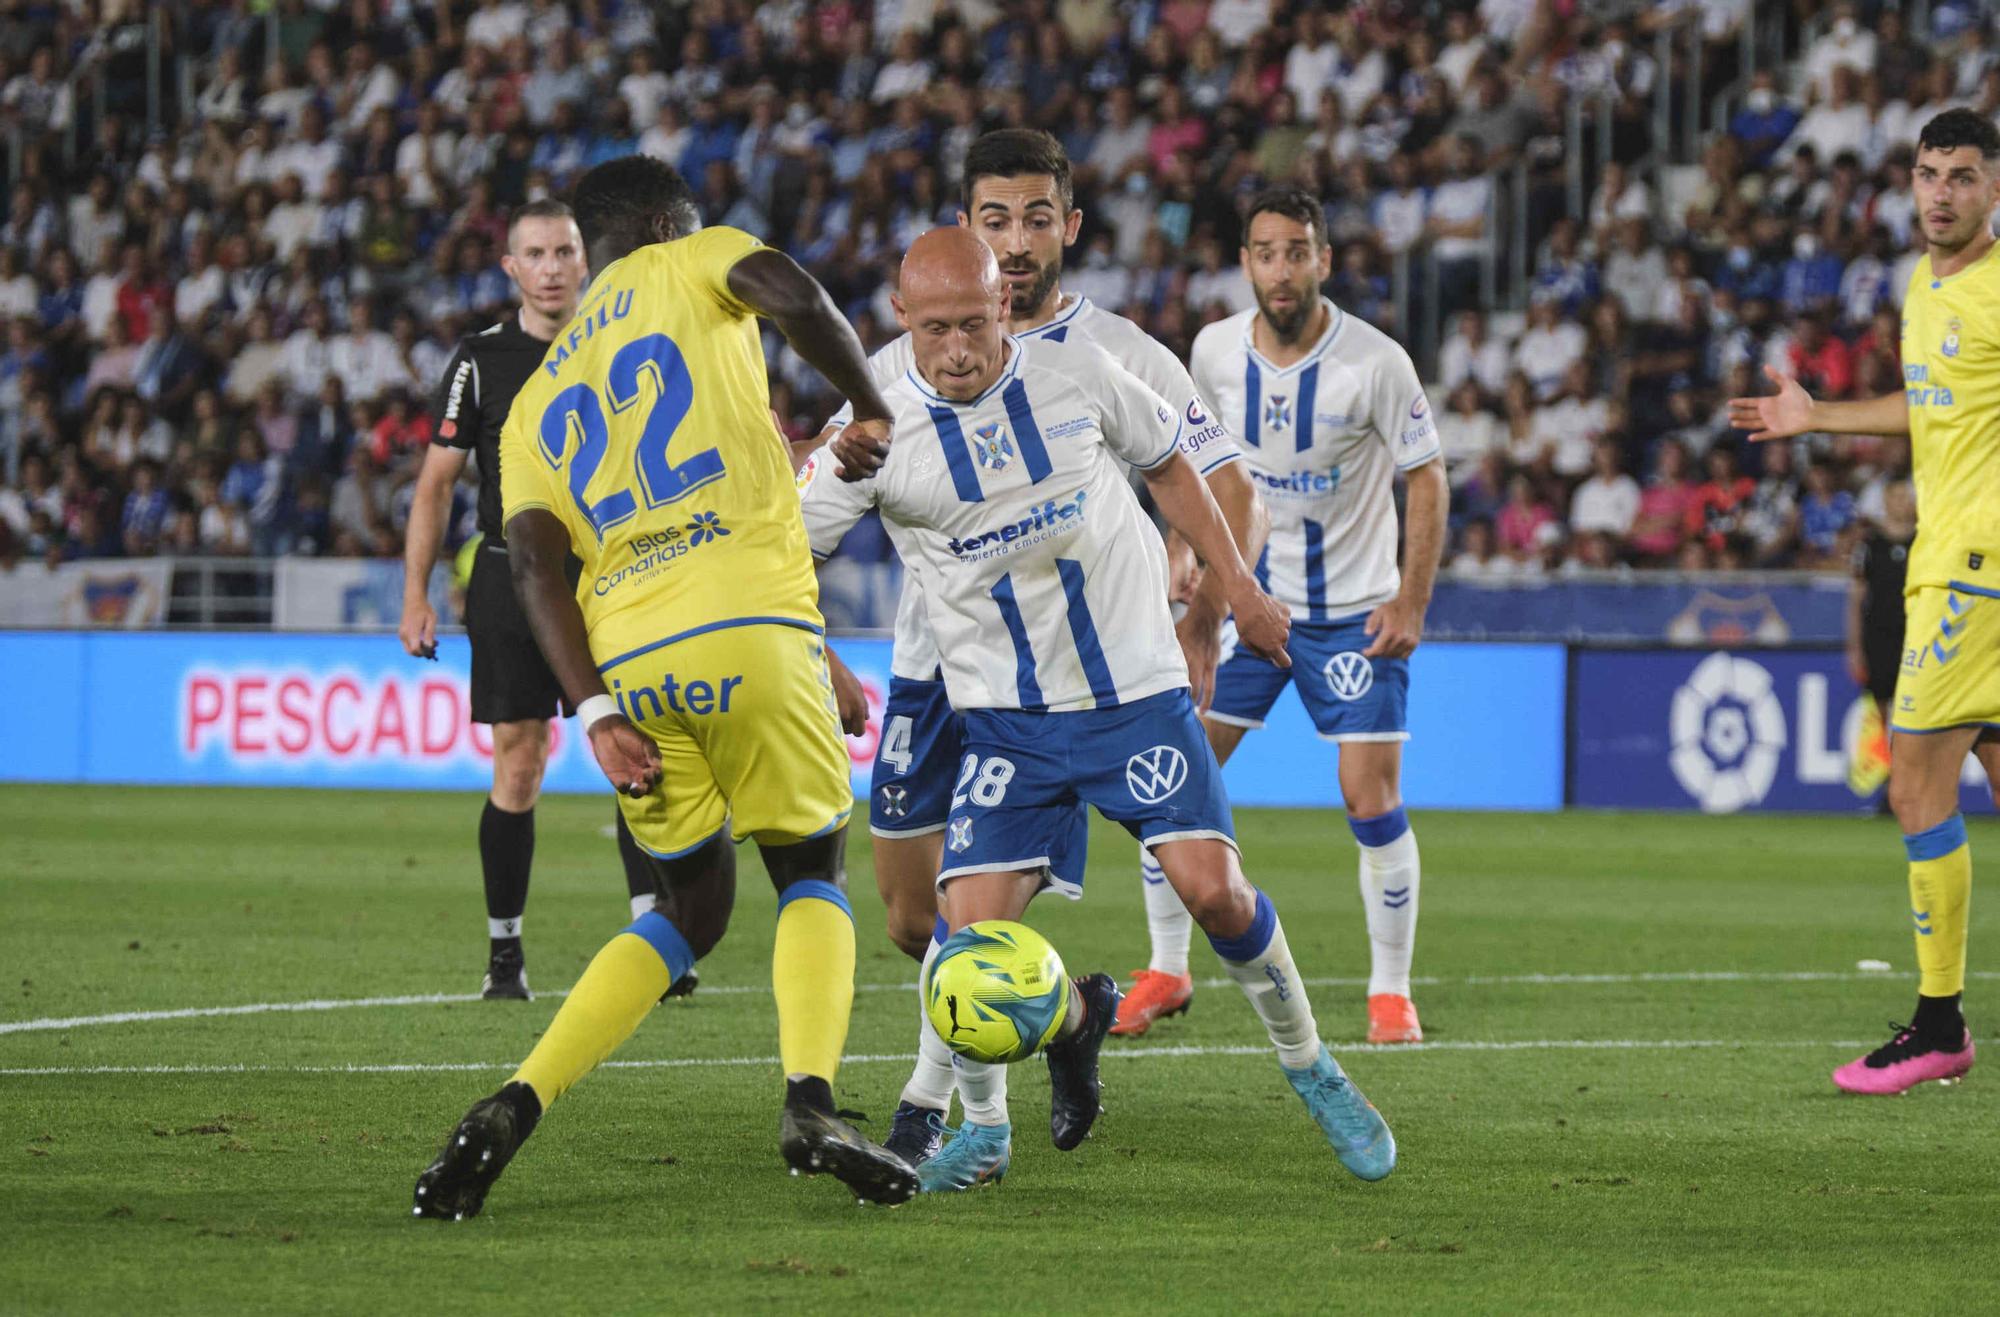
499, 227, 821, 668
1900, 240, 2000, 591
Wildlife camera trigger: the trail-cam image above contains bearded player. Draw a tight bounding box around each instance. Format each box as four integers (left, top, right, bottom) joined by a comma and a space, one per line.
1183, 188, 1448, 1047
1731, 108, 2000, 1094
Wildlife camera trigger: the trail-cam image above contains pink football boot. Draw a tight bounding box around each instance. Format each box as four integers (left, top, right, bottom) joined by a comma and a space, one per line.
1832, 1024, 1975, 1095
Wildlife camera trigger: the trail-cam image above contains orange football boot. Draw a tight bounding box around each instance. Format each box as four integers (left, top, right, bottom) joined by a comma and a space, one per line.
1109, 969, 1193, 1036
1366, 994, 1423, 1044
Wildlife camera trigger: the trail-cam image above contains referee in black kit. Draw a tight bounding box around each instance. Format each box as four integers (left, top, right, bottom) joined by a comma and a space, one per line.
399, 200, 688, 1000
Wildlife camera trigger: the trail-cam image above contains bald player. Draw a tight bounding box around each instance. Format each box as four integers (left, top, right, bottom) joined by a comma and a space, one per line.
803, 229, 1396, 1192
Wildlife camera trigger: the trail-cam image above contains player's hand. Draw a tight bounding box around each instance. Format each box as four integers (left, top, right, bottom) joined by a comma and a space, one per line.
1175, 606, 1223, 715
398, 597, 438, 660
1846, 645, 1868, 689
831, 416, 892, 481
1228, 581, 1291, 669
1727, 366, 1814, 442
1363, 595, 1425, 659
825, 645, 869, 737
588, 715, 662, 799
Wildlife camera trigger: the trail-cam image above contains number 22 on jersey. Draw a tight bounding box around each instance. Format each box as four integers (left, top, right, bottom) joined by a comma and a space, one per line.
537, 332, 726, 539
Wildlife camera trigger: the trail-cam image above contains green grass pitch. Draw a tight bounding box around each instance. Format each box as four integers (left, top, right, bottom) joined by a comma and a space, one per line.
4, 785, 1998, 1314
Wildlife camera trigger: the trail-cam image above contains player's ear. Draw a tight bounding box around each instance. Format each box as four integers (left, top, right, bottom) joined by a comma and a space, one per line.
1317, 242, 1333, 280
500, 252, 518, 281
1063, 207, 1082, 246
956, 209, 970, 228
891, 292, 908, 330
1238, 246, 1251, 275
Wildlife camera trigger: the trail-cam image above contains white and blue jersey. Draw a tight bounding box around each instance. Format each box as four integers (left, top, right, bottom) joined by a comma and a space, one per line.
801, 336, 1238, 890
802, 335, 1187, 712
1191, 300, 1439, 742
1189, 299, 1439, 621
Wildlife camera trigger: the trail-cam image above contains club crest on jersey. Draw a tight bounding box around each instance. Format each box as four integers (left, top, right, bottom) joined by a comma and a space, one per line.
971, 421, 1015, 471
1264, 395, 1293, 429
1943, 317, 1962, 358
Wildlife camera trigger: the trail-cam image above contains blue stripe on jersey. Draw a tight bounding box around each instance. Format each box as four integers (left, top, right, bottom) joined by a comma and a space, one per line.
1303, 518, 1327, 619
1002, 378, 1054, 484
928, 406, 984, 503
1253, 543, 1270, 592
989, 573, 1045, 709
1295, 362, 1319, 453
1056, 558, 1119, 707
1243, 357, 1262, 448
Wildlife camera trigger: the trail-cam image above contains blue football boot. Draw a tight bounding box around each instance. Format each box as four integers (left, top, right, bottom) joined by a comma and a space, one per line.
883, 1101, 949, 1168
1282, 1045, 1397, 1182
916, 1120, 1011, 1192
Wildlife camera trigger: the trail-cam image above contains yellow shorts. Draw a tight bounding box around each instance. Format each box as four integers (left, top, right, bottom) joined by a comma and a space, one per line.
600, 621, 852, 858
1891, 583, 2000, 734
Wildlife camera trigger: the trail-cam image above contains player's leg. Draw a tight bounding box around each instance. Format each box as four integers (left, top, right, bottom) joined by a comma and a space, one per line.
708, 628, 916, 1202
867, 676, 962, 1163
413, 819, 734, 1221
1836, 583, 1984, 1094
477, 718, 550, 999
1337, 740, 1423, 1044
615, 811, 698, 997
1089, 689, 1395, 1181
1113, 636, 1286, 1036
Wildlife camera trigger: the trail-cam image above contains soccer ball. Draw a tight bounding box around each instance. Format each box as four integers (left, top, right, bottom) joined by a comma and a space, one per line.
924, 920, 1071, 1064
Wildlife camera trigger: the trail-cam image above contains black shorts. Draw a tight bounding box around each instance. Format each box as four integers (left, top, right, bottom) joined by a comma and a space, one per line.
1863, 627, 1902, 708
466, 542, 575, 725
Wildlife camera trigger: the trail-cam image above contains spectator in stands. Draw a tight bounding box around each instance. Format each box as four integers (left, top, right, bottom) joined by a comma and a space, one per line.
1451, 517, 1516, 578
1425, 134, 1492, 318
1532, 360, 1610, 480
1435, 379, 1506, 486
1496, 473, 1555, 564
1799, 459, 1859, 567
1745, 439, 1803, 566
1514, 291, 1587, 401
1569, 438, 1642, 542
1779, 312, 1855, 400
1628, 441, 1695, 564
1686, 444, 1757, 554
1438, 308, 1511, 401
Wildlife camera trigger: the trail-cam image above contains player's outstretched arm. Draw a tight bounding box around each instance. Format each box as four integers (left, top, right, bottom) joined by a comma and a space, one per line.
1727, 364, 1910, 441
1366, 457, 1447, 660
726, 248, 894, 480
398, 444, 470, 659
505, 507, 661, 798
1142, 452, 1291, 669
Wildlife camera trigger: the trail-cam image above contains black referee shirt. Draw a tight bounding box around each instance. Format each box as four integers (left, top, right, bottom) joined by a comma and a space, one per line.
432, 317, 554, 544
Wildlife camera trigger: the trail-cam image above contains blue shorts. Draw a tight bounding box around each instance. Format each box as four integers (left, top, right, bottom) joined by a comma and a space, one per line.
871, 674, 1089, 885
1209, 613, 1410, 742
939, 688, 1234, 899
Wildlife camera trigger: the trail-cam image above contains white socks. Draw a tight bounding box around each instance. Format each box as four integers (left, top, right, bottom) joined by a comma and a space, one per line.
1349, 808, 1419, 998
628, 893, 654, 922
900, 920, 960, 1113
1207, 890, 1322, 1069
487, 916, 521, 940
1139, 846, 1193, 976
952, 1053, 1010, 1127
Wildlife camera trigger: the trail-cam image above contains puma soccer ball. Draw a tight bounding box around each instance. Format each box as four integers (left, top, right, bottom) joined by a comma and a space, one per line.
924, 920, 1071, 1065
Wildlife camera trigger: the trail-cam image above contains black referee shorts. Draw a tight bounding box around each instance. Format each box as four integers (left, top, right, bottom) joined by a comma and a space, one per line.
466, 541, 575, 725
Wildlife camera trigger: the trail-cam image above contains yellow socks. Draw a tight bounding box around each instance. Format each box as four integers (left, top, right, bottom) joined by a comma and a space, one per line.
1905, 814, 1972, 998
771, 881, 855, 1083
511, 912, 692, 1109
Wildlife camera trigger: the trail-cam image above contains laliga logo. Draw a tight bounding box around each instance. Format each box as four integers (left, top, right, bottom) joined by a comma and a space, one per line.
1669, 652, 1788, 813
1125, 745, 1188, 804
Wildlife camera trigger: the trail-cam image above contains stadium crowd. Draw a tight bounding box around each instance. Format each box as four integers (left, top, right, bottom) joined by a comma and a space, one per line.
0, 0, 1994, 578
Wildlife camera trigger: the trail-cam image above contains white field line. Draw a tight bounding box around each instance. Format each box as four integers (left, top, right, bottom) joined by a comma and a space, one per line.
5, 968, 1985, 1038
0, 1038, 1876, 1078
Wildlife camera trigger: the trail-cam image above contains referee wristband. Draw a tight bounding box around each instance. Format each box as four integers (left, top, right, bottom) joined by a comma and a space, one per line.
576, 694, 621, 730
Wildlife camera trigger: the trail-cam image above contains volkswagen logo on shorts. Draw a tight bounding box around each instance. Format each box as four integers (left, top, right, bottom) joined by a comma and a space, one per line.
877, 784, 909, 819
1125, 746, 1189, 804
1324, 651, 1374, 702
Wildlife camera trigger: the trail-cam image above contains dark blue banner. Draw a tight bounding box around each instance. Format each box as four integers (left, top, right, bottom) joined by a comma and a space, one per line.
1572, 648, 1993, 813
1428, 579, 1850, 646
